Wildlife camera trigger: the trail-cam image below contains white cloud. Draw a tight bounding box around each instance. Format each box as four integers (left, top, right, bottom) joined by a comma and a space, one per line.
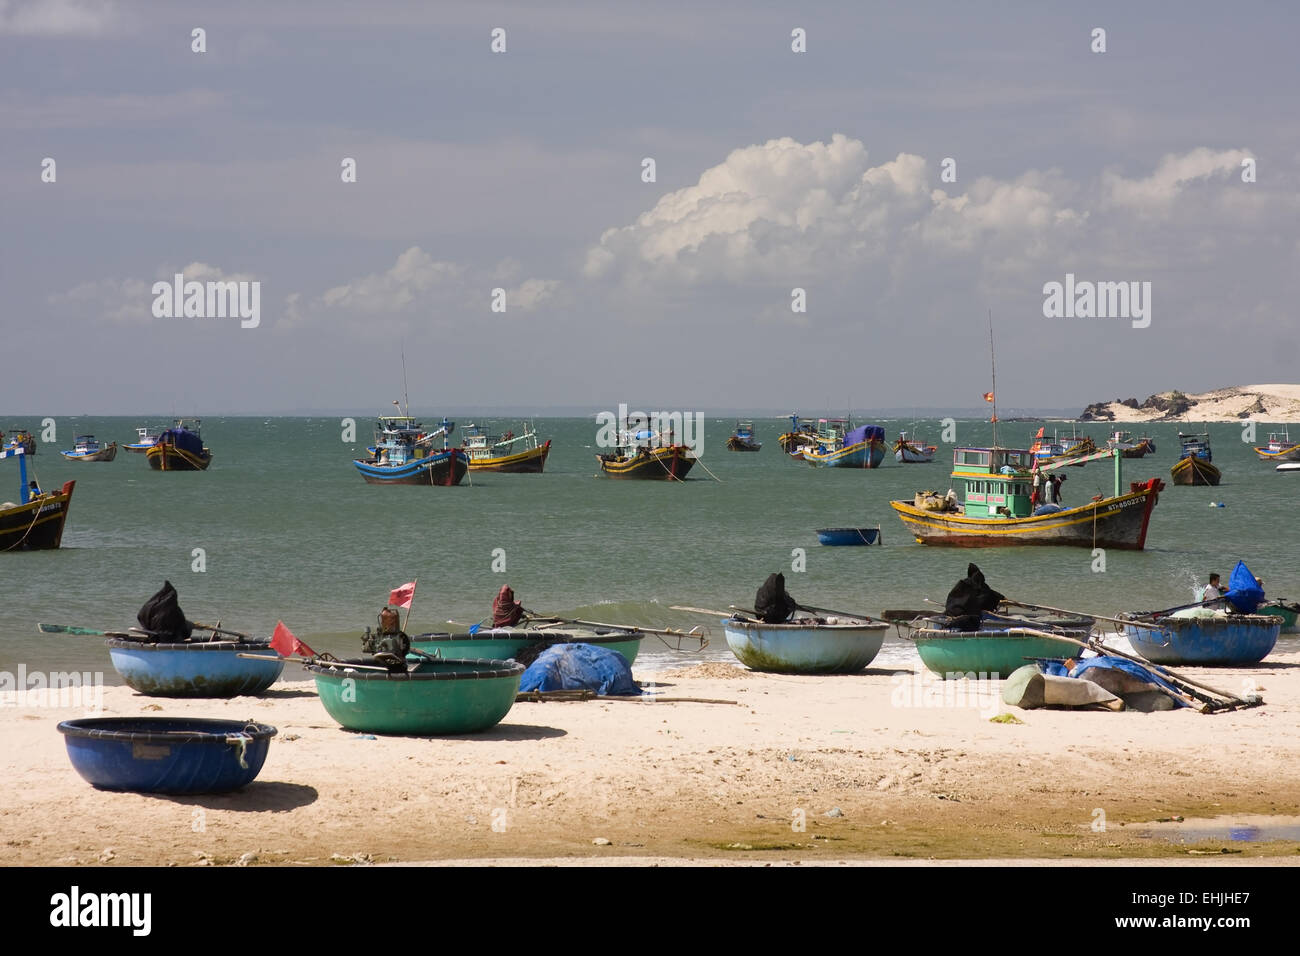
1101, 147, 1250, 210
320, 247, 463, 313
50, 261, 257, 323
0, 0, 115, 35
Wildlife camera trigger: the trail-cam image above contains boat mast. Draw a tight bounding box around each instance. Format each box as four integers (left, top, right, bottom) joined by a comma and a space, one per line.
988, 310, 999, 448
400, 349, 411, 418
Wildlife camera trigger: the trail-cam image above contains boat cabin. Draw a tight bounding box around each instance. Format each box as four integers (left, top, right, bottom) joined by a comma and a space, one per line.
1177, 432, 1212, 461
951, 446, 1037, 518
1264, 430, 1294, 453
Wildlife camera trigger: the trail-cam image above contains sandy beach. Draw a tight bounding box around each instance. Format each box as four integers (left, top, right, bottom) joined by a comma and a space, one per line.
1082, 385, 1300, 423
5, 652, 1300, 866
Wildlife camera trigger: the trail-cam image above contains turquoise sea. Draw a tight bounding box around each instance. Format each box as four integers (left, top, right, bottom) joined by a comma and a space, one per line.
2, 416, 1297, 680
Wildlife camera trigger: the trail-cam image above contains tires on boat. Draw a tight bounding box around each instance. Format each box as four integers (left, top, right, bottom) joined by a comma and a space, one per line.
106, 638, 284, 697
57, 717, 276, 794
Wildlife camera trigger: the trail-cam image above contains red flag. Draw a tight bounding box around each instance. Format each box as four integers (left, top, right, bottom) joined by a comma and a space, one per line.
388, 581, 417, 609
270, 621, 317, 659
983, 392, 995, 403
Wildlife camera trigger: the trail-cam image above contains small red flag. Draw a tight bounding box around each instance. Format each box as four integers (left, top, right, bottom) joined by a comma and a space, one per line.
388, 581, 417, 609
270, 621, 317, 659
983, 392, 995, 403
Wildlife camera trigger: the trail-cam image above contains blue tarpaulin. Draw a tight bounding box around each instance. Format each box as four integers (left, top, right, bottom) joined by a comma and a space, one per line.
518, 643, 641, 696
1067, 656, 1192, 708
1224, 559, 1265, 614
845, 425, 885, 446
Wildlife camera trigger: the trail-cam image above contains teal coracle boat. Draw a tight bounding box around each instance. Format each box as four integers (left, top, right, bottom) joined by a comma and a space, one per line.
1258, 601, 1299, 633
722, 614, 887, 673
410, 628, 643, 665
307, 658, 524, 735
909, 612, 1093, 678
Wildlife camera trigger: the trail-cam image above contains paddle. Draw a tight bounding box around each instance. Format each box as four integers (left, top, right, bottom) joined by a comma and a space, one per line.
794, 602, 875, 622
527, 615, 710, 651
671, 604, 757, 622
38, 621, 256, 640
237, 652, 393, 673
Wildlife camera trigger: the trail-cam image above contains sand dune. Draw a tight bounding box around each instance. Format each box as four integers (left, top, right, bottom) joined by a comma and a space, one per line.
1080, 384, 1300, 423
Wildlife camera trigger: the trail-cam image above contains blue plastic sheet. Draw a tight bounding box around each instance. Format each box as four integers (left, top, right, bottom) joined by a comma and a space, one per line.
518, 643, 641, 696
1224, 559, 1265, 614
1067, 656, 1191, 708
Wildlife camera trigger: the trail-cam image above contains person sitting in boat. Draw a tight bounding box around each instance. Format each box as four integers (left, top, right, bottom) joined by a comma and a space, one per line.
943, 563, 1005, 632
27, 480, 40, 497
1197, 573, 1223, 603
492, 585, 525, 628
755, 572, 798, 624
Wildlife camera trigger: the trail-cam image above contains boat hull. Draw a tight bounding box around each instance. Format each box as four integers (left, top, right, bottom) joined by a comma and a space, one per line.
0, 480, 75, 551
912, 628, 1090, 678
726, 437, 762, 452
1254, 444, 1300, 462
894, 442, 936, 463
803, 440, 886, 468
722, 620, 887, 674
1258, 602, 1299, 633
598, 447, 696, 480
106, 639, 284, 697
467, 440, 550, 473
62, 443, 117, 462
147, 444, 212, 471
890, 478, 1163, 549
354, 448, 469, 485
308, 658, 523, 735
1170, 456, 1220, 486
814, 527, 880, 546
124, 444, 154, 454
411, 629, 643, 665
1121, 614, 1280, 665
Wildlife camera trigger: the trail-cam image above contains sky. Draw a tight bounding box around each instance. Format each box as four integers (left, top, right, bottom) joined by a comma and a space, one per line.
2, 0, 1297, 416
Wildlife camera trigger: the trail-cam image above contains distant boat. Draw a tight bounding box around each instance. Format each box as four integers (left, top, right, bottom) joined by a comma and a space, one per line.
60, 436, 117, 462
1029, 426, 1096, 466
803, 422, 887, 468
814, 526, 881, 546
1258, 600, 1300, 633
1254, 428, 1300, 462
147, 420, 212, 471
0, 446, 74, 551
778, 415, 819, 458
2, 429, 36, 455
1106, 430, 1156, 458
1278, 462, 1300, 473
124, 427, 160, 454
354, 416, 468, 486
462, 423, 551, 473
1170, 431, 1220, 486
725, 420, 762, 452
596, 419, 696, 480
893, 430, 936, 463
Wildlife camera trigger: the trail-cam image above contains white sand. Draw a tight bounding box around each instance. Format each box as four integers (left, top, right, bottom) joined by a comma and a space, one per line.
1087, 384, 1300, 423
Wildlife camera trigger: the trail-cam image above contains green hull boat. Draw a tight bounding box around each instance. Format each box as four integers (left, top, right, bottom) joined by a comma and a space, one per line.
912, 627, 1092, 679
410, 628, 643, 665
307, 658, 524, 735
1258, 601, 1299, 633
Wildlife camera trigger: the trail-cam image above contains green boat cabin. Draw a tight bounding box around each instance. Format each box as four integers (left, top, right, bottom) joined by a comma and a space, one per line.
951, 447, 1037, 518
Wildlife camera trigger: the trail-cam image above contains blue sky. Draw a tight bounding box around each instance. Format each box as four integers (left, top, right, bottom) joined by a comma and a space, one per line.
3, 0, 1297, 414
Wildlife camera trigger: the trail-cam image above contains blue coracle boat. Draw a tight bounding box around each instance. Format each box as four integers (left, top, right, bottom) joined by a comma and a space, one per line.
106, 638, 284, 697
723, 612, 888, 673
58, 717, 277, 793
815, 526, 881, 546
803, 424, 887, 468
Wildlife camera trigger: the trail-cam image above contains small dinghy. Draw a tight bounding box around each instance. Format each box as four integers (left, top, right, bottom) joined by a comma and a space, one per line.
814, 526, 881, 546
57, 717, 276, 793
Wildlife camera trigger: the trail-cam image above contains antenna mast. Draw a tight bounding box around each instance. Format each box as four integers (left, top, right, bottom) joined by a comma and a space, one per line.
400, 349, 411, 417
988, 310, 999, 448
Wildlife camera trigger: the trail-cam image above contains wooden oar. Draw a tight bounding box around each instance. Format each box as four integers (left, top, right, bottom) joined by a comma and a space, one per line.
37, 623, 107, 635
671, 605, 743, 619
794, 602, 875, 622
194, 622, 253, 640
882, 609, 931, 622
237, 652, 393, 673
1002, 598, 1181, 631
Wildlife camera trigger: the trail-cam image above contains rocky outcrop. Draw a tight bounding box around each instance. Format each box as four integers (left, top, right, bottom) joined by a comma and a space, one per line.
1140, 391, 1197, 419
1079, 402, 1116, 422
1237, 396, 1267, 419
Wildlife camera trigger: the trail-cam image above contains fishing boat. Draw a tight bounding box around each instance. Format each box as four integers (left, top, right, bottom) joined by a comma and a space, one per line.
726, 420, 762, 452
814, 526, 881, 546
1029, 426, 1096, 466
1278, 462, 1300, 473
803, 423, 887, 468
2, 429, 36, 455
722, 611, 888, 674
893, 431, 936, 463
1258, 600, 1299, 633
124, 426, 160, 453
410, 627, 644, 665
909, 612, 1094, 678
1170, 431, 1220, 486
1253, 428, 1300, 462
596, 420, 696, 480
354, 416, 468, 485
307, 657, 524, 735
0, 446, 74, 551
778, 415, 819, 458
106, 637, 284, 697
890, 445, 1164, 549
1106, 430, 1156, 458
1119, 612, 1280, 666
147, 419, 212, 471
60, 436, 117, 462
461, 423, 551, 473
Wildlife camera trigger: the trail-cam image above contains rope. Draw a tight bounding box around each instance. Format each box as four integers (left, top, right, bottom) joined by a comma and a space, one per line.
2, 499, 46, 552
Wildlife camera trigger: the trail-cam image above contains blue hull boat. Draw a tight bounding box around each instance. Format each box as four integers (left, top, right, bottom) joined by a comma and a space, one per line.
815, 526, 881, 546
106, 638, 284, 697
353, 448, 468, 485
722, 614, 888, 673
1120, 613, 1280, 665
58, 717, 277, 793
803, 440, 887, 468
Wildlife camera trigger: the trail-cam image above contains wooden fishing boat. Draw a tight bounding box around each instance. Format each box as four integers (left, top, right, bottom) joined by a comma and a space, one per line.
106, 637, 284, 697
410, 627, 644, 665
910, 613, 1093, 678
814, 526, 881, 546
722, 611, 888, 674
354, 415, 468, 485
1106, 430, 1156, 458
124, 426, 160, 453
597, 420, 696, 480
147, 419, 212, 471
1258, 600, 1299, 633
890, 445, 1164, 549
778, 415, 819, 457
307, 657, 524, 735
893, 431, 936, 463
1254, 429, 1300, 462
60, 436, 117, 462
58, 717, 277, 794
0, 447, 74, 551
1029, 427, 1096, 466
1170, 432, 1219, 486
462, 423, 551, 473
726, 421, 762, 452
1119, 612, 1280, 665
2, 429, 36, 455
803, 423, 887, 468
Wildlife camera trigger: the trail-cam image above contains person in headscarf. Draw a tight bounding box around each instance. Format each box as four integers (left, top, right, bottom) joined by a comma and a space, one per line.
493, 585, 525, 628
754, 572, 798, 624
943, 563, 1005, 632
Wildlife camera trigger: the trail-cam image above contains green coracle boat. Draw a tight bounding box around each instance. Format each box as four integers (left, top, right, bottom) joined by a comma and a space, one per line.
307, 658, 524, 735
1258, 601, 1299, 633
410, 628, 643, 665
910, 613, 1093, 679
